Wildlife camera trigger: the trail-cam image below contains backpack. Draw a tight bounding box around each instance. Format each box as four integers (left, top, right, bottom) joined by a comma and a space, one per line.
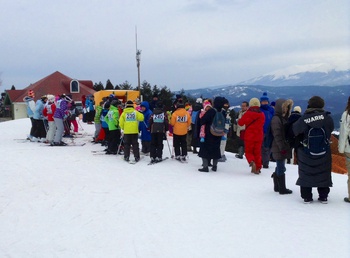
302, 126, 329, 156
210, 109, 226, 137
191, 110, 199, 125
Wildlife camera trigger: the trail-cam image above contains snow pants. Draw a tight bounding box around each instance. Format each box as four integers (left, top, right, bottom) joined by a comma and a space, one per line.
123, 134, 140, 159
173, 134, 187, 158
54, 118, 64, 143
46, 121, 56, 143
150, 133, 164, 159
244, 139, 263, 171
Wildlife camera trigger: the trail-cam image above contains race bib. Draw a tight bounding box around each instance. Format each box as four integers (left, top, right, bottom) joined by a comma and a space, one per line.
154, 113, 165, 123
176, 115, 188, 123
126, 112, 136, 121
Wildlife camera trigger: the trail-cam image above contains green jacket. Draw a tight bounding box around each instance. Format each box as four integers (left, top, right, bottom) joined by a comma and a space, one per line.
119, 107, 144, 134
105, 105, 120, 131
94, 105, 103, 124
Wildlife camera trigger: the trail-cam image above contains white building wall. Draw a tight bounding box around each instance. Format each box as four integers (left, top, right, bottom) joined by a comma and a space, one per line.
13, 103, 28, 120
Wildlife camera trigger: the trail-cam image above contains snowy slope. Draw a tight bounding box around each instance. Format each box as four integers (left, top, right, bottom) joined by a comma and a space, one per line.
0, 119, 349, 258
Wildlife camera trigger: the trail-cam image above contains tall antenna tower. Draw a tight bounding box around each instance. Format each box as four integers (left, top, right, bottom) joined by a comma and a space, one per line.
135, 26, 141, 92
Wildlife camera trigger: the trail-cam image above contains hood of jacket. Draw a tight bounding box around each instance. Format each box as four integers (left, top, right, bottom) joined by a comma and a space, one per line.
140, 101, 150, 111
23, 96, 34, 102
274, 98, 293, 120
213, 96, 225, 111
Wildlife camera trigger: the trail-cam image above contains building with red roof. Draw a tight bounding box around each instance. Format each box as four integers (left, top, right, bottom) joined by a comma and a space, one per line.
4, 71, 95, 119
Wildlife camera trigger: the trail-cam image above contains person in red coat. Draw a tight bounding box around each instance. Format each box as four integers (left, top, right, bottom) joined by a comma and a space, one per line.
238, 98, 265, 174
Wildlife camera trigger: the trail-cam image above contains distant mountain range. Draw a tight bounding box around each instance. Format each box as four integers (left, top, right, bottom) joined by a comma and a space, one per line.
237, 64, 350, 86
183, 65, 350, 127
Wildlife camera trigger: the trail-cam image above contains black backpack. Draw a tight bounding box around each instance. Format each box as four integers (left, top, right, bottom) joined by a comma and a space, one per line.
302, 126, 329, 156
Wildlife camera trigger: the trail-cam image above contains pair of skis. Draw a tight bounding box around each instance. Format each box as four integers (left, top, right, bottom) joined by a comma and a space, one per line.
147, 157, 169, 165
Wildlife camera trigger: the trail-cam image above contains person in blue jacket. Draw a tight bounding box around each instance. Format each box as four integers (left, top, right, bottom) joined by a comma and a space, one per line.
32, 95, 48, 141
85, 94, 95, 124
139, 101, 153, 155
260, 92, 275, 168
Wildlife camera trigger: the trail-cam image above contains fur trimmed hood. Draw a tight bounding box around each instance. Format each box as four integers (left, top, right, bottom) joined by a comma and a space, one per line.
274, 98, 293, 119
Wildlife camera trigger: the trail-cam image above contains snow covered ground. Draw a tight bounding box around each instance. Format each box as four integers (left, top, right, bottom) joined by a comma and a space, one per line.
0, 118, 349, 258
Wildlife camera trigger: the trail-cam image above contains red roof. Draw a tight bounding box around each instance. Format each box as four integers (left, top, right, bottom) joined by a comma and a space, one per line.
6, 71, 95, 103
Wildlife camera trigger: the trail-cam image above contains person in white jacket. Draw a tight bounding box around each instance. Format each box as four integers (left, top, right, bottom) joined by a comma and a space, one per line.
338, 96, 350, 203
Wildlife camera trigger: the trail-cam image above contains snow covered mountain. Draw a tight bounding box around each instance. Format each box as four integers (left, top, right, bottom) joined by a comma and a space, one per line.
237, 64, 350, 86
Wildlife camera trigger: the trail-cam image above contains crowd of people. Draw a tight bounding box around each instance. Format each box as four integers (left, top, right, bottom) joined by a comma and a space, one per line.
23, 90, 350, 204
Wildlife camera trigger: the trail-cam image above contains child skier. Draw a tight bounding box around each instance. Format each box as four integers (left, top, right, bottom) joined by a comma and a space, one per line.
149, 101, 169, 163
170, 100, 192, 162
119, 100, 144, 162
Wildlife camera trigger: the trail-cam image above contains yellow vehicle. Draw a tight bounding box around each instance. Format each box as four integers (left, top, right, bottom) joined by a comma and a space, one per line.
93, 90, 140, 105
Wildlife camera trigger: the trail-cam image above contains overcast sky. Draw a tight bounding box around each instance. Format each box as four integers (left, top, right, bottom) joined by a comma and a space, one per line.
0, 0, 349, 91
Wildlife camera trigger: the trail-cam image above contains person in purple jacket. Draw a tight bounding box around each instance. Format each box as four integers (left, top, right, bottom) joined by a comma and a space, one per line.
52, 94, 72, 146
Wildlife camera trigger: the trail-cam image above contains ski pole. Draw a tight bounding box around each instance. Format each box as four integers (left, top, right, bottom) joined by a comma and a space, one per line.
77, 119, 85, 131
166, 136, 172, 158
117, 132, 124, 155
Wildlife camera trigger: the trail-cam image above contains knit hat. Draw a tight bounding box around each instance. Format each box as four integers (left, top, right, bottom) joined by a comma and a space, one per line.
293, 106, 302, 113
176, 100, 185, 108
111, 100, 120, 107
308, 96, 325, 109
249, 97, 260, 107
28, 90, 35, 98
203, 100, 212, 110
126, 100, 134, 107
270, 101, 276, 107
47, 94, 55, 103
260, 92, 269, 102
196, 98, 203, 104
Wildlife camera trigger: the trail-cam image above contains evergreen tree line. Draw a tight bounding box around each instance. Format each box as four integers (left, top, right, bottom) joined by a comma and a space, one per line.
94, 79, 196, 110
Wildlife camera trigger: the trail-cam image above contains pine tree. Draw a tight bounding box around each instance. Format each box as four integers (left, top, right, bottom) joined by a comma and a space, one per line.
140, 81, 152, 101
105, 79, 114, 90
159, 86, 174, 110
93, 82, 104, 91
119, 81, 133, 90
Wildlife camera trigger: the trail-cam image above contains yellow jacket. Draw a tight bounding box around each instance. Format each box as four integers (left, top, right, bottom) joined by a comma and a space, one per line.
170, 108, 191, 135
119, 107, 144, 134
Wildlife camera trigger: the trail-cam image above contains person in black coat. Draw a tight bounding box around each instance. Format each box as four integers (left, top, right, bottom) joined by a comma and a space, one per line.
285, 106, 303, 164
293, 96, 334, 204
190, 98, 203, 153
198, 96, 225, 172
